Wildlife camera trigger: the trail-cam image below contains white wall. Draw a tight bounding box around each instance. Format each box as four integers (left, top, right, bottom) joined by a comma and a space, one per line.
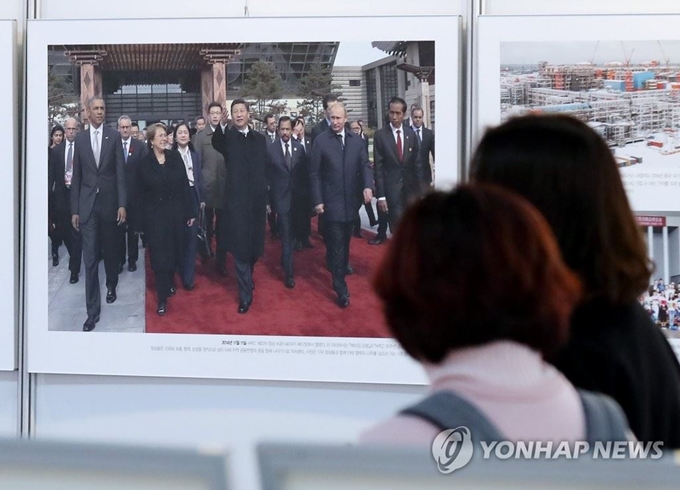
15, 1, 680, 488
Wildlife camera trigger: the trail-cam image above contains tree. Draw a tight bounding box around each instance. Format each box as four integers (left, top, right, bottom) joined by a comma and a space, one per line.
239, 61, 285, 121
297, 62, 342, 126
48, 68, 78, 125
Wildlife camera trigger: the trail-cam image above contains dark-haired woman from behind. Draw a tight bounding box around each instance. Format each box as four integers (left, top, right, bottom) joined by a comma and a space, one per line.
471, 114, 680, 447
137, 123, 196, 316
361, 185, 630, 445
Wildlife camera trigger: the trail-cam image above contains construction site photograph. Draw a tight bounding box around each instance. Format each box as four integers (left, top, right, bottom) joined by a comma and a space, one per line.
500, 40, 680, 212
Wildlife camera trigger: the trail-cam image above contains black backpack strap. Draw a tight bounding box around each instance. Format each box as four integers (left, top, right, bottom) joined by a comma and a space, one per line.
400, 391, 505, 442
577, 389, 630, 443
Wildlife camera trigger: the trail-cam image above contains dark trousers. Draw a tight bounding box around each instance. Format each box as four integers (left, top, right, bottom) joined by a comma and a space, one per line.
155, 269, 174, 302
324, 220, 353, 299
117, 220, 139, 266
376, 206, 390, 238
387, 195, 405, 234
235, 259, 255, 304
80, 197, 119, 318
182, 190, 199, 287
54, 208, 82, 273
278, 211, 294, 279
205, 207, 221, 243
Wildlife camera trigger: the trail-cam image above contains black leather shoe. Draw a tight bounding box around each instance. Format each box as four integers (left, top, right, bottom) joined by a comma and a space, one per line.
169, 286, 177, 296
52, 254, 59, 267
302, 240, 313, 249
284, 278, 295, 289
238, 301, 251, 314
295, 241, 303, 252
106, 287, 117, 304
128, 262, 137, 272
337, 297, 350, 308
82, 314, 100, 332
368, 236, 386, 245
69, 272, 79, 284
346, 265, 354, 275
157, 301, 166, 316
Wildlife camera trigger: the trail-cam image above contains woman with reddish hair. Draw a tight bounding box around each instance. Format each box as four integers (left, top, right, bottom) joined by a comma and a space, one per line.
471, 114, 680, 447
362, 185, 629, 445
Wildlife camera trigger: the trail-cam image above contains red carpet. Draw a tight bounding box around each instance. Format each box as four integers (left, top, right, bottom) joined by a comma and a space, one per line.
145, 219, 391, 338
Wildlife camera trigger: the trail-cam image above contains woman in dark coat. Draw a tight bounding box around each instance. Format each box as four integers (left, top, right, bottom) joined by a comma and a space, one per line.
172, 123, 206, 291
137, 123, 196, 315
471, 114, 680, 447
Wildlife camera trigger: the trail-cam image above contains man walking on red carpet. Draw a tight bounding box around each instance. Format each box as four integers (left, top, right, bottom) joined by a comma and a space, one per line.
310, 103, 373, 308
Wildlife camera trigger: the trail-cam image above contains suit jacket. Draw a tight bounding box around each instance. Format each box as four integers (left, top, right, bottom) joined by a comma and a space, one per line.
261, 130, 278, 146
373, 125, 424, 206
193, 125, 226, 209
309, 128, 372, 223
212, 126, 269, 262
266, 138, 308, 215
310, 119, 329, 144
413, 125, 434, 185
49, 140, 73, 214
293, 133, 312, 153
122, 137, 148, 213
70, 125, 126, 223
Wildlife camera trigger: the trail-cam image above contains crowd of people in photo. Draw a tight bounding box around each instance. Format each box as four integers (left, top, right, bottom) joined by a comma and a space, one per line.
640, 278, 680, 329
48, 92, 436, 328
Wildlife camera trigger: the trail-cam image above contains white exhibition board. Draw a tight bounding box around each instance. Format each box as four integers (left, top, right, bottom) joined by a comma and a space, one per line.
26, 16, 459, 383
477, 15, 680, 213
0, 20, 17, 371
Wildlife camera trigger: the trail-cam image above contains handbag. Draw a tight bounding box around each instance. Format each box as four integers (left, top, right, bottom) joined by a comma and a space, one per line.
196, 208, 212, 260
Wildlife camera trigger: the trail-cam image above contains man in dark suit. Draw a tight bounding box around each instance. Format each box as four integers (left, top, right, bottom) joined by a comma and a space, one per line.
310, 93, 339, 144
71, 96, 126, 331
212, 99, 269, 314
117, 115, 148, 272
292, 117, 313, 250
262, 113, 279, 239
194, 102, 228, 273
410, 106, 435, 186
48, 117, 82, 284
266, 116, 309, 289
372, 96, 425, 243
310, 103, 373, 308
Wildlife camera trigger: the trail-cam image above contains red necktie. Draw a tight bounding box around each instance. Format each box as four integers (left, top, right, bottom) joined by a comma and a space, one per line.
396, 129, 403, 161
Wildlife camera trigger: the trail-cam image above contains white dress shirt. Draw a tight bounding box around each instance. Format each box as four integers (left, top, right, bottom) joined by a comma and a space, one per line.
90, 125, 102, 165
64, 140, 74, 186
178, 146, 195, 186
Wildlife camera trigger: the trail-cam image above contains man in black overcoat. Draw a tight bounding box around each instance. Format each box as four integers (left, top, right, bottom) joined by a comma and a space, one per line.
212, 99, 269, 314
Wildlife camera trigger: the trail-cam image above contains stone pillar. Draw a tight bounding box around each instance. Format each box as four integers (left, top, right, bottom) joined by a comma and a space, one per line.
201, 66, 214, 117
212, 61, 227, 107
80, 63, 96, 119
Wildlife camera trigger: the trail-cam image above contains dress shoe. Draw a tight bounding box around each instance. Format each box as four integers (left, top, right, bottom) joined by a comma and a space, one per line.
183, 283, 195, 291
353, 230, 363, 238
337, 296, 350, 309
284, 277, 295, 289
238, 301, 251, 314
216, 265, 228, 277
302, 240, 314, 249
295, 241, 303, 252
69, 272, 79, 284
346, 265, 354, 275
368, 236, 387, 245
128, 261, 137, 272
157, 301, 167, 316
106, 287, 117, 304
52, 254, 59, 267
82, 314, 100, 332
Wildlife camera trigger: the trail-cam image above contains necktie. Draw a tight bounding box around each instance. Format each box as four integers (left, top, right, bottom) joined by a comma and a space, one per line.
93, 129, 100, 167
396, 129, 403, 161
271, 133, 275, 143
65, 143, 73, 186
123, 140, 128, 162
284, 142, 292, 170
337, 133, 344, 150
416, 128, 422, 143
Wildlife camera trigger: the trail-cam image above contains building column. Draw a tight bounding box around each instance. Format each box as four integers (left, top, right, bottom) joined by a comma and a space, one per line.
200, 66, 214, 117
79, 63, 97, 118
212, 62, 227, 107
663, 226, 670, 283
200, 47, 241, 116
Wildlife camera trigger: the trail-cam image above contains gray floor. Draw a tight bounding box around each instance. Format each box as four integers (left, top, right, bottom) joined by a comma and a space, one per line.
48, 244, 146, 333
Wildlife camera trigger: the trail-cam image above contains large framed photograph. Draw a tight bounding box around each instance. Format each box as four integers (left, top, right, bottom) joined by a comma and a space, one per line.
0, 20, 16, 371
26, 16, 459, 382
477, 15, 680, 214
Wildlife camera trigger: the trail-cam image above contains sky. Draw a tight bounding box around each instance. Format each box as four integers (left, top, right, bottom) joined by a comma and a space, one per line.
334, 42, 390, 66
501, 40, 680, 65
